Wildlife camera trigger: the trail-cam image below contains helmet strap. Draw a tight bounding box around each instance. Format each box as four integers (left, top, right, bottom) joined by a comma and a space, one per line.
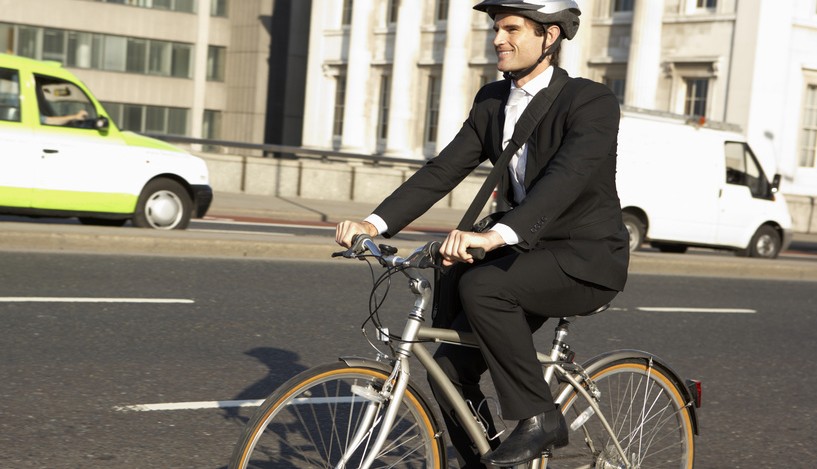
504, 34, 562, 82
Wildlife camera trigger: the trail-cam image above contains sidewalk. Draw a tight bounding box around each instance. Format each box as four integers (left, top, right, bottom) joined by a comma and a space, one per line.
206, 191, 464, 232
2, 191, 817, 281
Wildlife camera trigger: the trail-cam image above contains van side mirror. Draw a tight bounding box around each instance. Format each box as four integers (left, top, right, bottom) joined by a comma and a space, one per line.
771, 174, 781, 193
95, 116, 110, 131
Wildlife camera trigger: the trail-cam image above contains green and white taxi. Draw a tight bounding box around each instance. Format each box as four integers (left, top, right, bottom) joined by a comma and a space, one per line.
0, 53, 212, 229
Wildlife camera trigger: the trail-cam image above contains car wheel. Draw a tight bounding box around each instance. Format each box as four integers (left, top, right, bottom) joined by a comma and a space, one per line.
622, 212, 645, 252
736, 225, 781, 259
132, 178, 192, 230
78, 217, 128, 227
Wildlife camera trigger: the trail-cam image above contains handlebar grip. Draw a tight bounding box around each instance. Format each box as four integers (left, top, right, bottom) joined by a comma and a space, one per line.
467, 247, 486, 261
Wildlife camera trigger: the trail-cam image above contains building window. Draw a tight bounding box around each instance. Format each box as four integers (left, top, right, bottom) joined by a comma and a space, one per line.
211, 0, 228, 17
103, 101, 189, 136
603, 77, 626, 104
333, 72, 346, 138
799, 84, 817, 167
1, 23, 193, 79
342, 0, 354, 26
684, 77, 709, 117
207, 46, 226, 81
613, 0, 634, 13
387, 0, 399, 24
93, 0, 195, 13
377, 74, 390, 141
203, 109, 222, 139
424, 75, 441, 144
696, 0, 717, 8
436, 0, 449, 21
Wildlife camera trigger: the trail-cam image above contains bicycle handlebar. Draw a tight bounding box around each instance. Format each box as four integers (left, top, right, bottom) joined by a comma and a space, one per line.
332, 234, 485, 268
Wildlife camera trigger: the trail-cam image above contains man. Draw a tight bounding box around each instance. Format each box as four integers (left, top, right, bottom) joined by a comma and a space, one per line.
336, 0, 629, 466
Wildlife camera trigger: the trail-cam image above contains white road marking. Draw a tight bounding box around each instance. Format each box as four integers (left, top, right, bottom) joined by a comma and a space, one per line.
0, 297, 194, 304
637, 307, 756, 314
115, 400, 263, 412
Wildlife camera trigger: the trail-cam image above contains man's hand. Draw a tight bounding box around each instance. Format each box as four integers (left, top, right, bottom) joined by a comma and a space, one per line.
439, 229, 505, 266
335, 220, 378, 248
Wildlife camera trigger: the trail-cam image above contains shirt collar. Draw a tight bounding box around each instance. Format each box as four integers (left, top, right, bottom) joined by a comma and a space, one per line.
511, 66, 554, 98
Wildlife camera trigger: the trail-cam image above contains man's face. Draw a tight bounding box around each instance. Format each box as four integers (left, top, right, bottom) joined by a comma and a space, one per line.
492, 13, 546, 74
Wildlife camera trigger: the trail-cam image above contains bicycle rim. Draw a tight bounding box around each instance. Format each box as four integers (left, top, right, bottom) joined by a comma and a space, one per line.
553, 359, 695, 469
229, 362, 444, 469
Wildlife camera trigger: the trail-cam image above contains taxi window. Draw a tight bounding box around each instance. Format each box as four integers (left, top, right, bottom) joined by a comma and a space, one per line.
0, 67, 21, 123
34, 74, 98, 128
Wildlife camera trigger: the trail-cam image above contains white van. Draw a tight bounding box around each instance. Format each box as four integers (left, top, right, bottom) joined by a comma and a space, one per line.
0, 53, 211, 229
616, 107, 792, 258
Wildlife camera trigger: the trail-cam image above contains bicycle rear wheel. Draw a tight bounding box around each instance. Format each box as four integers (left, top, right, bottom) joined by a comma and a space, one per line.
552, 357, 695, 469
228, 361, 445, 468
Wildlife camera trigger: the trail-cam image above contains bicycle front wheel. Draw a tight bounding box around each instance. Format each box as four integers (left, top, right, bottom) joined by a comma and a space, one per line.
553, 357, 695, 469
228, 361, 445, 469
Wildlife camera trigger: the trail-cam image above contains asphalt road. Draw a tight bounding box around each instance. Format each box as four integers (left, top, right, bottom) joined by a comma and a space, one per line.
1, 250, 815, 468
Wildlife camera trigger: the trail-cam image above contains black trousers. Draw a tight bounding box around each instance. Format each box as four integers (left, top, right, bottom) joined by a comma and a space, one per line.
428, 247, 618, 468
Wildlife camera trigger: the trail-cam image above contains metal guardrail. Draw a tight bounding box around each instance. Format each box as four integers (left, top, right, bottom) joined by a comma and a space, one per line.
143, 133, 491, 175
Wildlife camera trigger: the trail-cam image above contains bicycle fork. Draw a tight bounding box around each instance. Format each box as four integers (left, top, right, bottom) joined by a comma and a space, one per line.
336, 276, 430, 469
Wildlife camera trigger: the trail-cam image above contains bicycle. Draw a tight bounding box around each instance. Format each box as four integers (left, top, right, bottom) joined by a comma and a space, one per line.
228, 235, 702, 468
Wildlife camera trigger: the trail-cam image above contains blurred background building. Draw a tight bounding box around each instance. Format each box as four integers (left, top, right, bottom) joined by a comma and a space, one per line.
2, 0, 816, 196
303, 0, 817, 196
0, 0, 310, 147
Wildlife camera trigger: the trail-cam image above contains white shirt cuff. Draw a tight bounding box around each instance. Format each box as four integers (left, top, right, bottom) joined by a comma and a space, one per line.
490, 223, 520, 246
364, 214, 388, 235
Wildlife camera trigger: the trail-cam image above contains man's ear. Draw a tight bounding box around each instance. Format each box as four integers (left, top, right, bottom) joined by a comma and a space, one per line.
545, 24, 562, 49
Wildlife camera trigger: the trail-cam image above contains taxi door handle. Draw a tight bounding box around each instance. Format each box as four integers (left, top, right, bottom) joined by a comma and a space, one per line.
43, 149, 59, 154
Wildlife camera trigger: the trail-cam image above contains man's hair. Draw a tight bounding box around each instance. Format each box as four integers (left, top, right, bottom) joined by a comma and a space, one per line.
529, 19, 562, 67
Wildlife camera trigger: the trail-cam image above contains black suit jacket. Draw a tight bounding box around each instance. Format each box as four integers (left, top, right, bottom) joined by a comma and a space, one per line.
373, 67, 629, 291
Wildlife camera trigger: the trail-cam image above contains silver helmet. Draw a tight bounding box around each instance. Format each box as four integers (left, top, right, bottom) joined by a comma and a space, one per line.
473, 0, 581, 40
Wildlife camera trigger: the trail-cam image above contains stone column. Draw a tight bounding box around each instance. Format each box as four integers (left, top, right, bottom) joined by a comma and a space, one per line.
436, 0, 472, 153
624, 0, 663, 109
190, 0, 211, 139
386, 0, 425, 158
341, 0, 375, 152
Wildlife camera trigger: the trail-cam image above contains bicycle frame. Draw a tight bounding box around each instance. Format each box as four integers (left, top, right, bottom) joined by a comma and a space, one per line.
331, 237, 700, 469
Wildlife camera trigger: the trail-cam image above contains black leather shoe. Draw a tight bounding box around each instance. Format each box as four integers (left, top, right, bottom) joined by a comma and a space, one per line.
480, 409, 568, 467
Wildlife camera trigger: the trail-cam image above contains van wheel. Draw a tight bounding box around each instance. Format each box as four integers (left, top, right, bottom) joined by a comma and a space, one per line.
736, 225, 781, 259
622, 213, 645, 252
133, 179, 192, 230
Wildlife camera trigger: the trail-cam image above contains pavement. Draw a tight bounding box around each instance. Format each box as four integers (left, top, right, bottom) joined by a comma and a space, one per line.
2, 191, 817, 281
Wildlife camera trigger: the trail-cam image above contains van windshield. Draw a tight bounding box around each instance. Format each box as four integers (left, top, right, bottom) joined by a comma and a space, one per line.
725, 141, 771, 199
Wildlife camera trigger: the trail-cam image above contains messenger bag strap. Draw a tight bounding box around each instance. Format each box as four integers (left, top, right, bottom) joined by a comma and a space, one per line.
455, 72, 569, 231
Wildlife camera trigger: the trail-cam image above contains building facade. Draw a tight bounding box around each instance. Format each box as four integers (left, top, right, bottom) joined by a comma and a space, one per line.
302, 0, 817, 196
0, 0, 310, 147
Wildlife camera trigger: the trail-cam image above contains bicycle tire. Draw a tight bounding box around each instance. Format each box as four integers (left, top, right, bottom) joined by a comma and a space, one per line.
228, 361, 446, 468
552, 357, 695, 469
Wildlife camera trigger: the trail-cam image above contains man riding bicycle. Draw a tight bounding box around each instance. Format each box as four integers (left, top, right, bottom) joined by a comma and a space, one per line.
336, 0, 629, 466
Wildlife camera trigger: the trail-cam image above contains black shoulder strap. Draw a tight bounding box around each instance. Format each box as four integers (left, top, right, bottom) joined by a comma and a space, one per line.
456, 71, 569, 231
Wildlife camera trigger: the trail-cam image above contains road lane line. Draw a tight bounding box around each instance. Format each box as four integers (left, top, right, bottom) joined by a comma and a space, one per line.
115, 400, 263, 412
637, 307, 756, 314
0, 297, 194, 303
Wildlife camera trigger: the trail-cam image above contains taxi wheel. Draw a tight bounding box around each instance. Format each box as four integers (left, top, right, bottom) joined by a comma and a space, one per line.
133, 178, 193, 230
